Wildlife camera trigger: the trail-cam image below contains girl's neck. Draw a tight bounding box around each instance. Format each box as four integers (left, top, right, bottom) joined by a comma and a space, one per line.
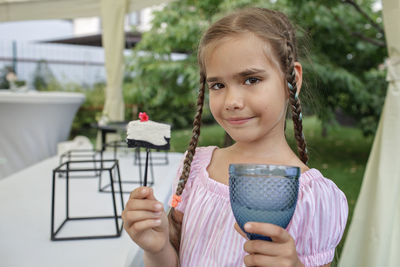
228, 134, 297, 165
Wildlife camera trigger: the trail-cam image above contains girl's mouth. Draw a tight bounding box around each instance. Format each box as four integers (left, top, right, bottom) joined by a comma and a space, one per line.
226, 117, 254, 125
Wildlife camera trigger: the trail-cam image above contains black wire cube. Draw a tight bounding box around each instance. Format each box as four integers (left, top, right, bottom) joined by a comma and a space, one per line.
58, 149, 101, 179
51, 159, 124, 241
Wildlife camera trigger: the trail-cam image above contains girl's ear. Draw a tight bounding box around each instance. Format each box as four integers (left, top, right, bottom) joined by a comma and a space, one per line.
294, 62, 303, 95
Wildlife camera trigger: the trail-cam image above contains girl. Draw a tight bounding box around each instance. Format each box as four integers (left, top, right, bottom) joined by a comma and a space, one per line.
122, 7, 348, 267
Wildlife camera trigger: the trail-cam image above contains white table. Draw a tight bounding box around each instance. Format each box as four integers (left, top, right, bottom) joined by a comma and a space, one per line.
0, 151, 182, 267
0, 90, 85, 179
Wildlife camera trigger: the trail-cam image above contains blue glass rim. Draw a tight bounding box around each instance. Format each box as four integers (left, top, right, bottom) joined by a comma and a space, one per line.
229, 164, 300, 178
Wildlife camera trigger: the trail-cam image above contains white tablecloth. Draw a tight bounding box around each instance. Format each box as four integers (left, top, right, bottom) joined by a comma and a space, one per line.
0, 151, 182, 267
0, 90, 85, 179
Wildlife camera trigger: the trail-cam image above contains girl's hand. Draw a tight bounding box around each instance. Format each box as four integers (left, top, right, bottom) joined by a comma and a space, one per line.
234, 222, 304, 267
122, 187, 169, 254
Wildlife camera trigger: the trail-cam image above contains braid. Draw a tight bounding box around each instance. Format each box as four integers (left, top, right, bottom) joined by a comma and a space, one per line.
168, 79, 205, 253
286, 40, 309, 165
175, 76, 206, 196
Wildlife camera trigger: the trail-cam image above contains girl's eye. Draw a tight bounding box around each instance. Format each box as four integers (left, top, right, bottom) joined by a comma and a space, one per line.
210, 83, 225, 90
244, 77, 260, 85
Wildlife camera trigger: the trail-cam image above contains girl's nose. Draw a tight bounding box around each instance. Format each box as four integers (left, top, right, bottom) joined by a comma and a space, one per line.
224, 89, 244, 111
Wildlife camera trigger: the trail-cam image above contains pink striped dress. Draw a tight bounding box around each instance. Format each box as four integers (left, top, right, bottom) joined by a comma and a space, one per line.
169, 146, 348, 267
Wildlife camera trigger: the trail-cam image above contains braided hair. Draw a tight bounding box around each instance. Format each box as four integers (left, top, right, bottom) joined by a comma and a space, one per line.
175, 76, 206, 197
168, 76, 205, 252
171, 7, 308, 206
279, 13, 309, 165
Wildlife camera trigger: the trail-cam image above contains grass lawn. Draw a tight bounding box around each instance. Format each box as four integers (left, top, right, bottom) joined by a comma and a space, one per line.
170, 116, 374, 262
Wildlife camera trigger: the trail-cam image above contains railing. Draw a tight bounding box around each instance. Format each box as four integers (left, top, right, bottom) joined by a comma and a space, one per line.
0, 40, 107, 87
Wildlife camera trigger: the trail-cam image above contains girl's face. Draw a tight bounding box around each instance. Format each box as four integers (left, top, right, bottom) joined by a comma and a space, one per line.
204, 32, 289, 144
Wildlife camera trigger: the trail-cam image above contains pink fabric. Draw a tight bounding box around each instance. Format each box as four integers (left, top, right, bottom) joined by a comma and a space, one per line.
169, 146, 348, 267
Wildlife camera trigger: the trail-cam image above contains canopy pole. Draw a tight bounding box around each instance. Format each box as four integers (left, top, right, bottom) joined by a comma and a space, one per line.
100, 0, 129, 123
96, 0, 129, 148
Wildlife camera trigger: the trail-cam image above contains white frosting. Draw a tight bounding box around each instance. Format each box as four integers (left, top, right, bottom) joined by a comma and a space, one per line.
127, 120, 171, 146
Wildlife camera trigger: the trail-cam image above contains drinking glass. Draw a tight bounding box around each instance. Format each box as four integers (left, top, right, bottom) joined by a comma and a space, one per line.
229, 164, 300, 241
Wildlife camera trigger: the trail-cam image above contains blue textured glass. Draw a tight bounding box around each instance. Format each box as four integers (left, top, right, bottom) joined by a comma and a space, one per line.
229, 164, 300, 241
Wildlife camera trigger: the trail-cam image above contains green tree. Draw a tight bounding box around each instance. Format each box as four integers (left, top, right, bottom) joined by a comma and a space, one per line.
126, 0, 387, 135
124, 0, 217, 128
286, 0, 387, 136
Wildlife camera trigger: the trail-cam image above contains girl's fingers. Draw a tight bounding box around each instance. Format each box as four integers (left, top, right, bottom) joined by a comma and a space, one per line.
243, 239, 283, 256
123, 210, 162, 225
242, 223, 299, 266
244, 222, 291, 243
130, 186, 156, 200
234, 223, 248, 239
244, 254, 283, 267
125, 199, 164, 212
123, 187, 164, 231
130, 219, 162, 234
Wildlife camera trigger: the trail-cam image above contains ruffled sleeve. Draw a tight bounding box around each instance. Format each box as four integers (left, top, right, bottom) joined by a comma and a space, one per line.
288, 169, 349, 267
168, 147, 213, 213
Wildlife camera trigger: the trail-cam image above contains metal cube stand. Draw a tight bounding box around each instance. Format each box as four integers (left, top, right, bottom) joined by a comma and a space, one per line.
51, 159, 124, 241
98, 141, 154, 194
58, 149, 101, 179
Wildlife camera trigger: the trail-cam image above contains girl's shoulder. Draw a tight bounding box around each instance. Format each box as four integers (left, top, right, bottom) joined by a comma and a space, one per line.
291, 168, 348, 265
178, 146, 218, 179
299, 168, 342, 193
194, 145, 218, 154
170, 146, 218, 212
297, 168, 348, 218
179, 146, 217, 167
191, 146, 218, 165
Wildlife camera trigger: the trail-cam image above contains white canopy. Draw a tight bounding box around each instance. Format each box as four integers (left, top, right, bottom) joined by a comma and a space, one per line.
0, 0, 166, 22
338, 0, 400, 266
0, 0, 170, 123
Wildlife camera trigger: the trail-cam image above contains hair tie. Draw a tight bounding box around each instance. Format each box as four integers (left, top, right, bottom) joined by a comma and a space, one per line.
171, 194, 182, 208
288, 82, 295, 91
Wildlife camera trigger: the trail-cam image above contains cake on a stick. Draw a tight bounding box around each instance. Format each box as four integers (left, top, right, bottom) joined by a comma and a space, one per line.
126, 112, 171, 187
126, 112, 171, 150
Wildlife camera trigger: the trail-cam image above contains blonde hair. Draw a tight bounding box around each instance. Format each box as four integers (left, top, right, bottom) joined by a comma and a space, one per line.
175, 7, 308, 196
